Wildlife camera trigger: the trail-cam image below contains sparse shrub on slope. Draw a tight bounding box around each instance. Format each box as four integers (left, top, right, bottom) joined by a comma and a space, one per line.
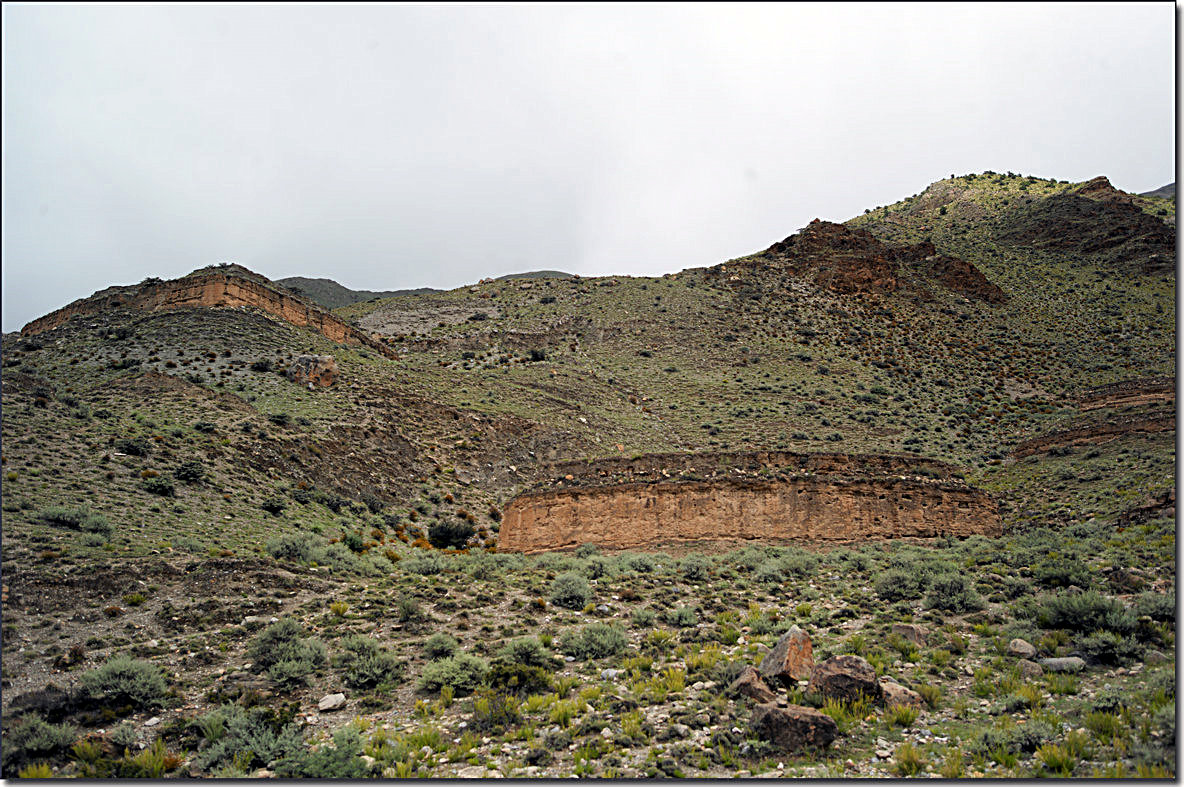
428, 519, 474, 549
192, 704, 306, 772
1027, 590, 1135, 634
247, 619, 327, 689
80, 655, 169, 710
1, 715, 77, 773
36, 506, 112, 539
423, 632, 460, 661
562, 623, 628, 660
550, 571, 592, 610
417, 653, 489, 696
333, 635, 404, 689
275, 727, 371, 779
925, 573, 985, 613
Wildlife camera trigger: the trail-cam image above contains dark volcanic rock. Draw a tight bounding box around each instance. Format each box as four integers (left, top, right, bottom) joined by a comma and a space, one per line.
806, 655, 884, 704
750, 702, 839, 752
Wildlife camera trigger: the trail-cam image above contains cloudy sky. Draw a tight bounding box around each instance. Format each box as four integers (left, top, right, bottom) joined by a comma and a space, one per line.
2, 3, 1174, 332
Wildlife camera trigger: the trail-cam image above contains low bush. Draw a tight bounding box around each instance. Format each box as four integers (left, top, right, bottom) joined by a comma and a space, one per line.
1, 715, 77, 773
247, 619, 326, 688
80, 655, 168, 710
275, 727, 370, 779
550, 572, 593, 610
423, 633, 459, 661
37, 506, 112, 539
924, 573, 984, 612
562, 623, 628, 660
1132, 590, 1175, 622
470, 690, 522, 732
333, 635, 404, 689
417, 653, 489, 696
1029, 590, 1135, 634
497, 637, 555, 669
487, 663, 555, 696
679, 554, 711, 582
141, 476, 175, 497
403, 551, 445, 576
873, 569, 925, 601
428, 520, 474, 549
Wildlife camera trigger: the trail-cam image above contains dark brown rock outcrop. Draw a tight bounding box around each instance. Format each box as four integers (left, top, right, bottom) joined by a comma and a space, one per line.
727, 666, 778, 704
500, 451, 1001, 554
759, 625, 814, 687
805, 655, 884, 704
750, 702, 839, 752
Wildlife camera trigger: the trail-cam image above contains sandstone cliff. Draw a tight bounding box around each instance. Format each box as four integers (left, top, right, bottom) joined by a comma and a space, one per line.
500, 451, 1001, 553
20, 265, 397, 359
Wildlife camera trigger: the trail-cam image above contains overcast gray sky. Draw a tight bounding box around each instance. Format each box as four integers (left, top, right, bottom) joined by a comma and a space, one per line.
2, 3, 1174, 332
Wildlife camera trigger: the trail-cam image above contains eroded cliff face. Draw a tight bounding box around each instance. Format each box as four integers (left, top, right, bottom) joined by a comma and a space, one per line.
500, 452, 1001, 553
20, 266, 396, 359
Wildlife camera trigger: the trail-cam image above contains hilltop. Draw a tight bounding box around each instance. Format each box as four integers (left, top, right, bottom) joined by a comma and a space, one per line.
276, 277, 439, 310
1, 172, 1174, 778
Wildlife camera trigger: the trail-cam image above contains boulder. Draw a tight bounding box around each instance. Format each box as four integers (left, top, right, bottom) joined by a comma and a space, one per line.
807, 655, 883, 705
317, 692, 346, 711
891, 623, 928, 648
727, 666, 777, 704
750, 702, 839, 752
880, 680, 923, 709
759, 625, 814, 686
1040, 657, 1086, 673
1017, 659, 1044, 679
1145, 650, 1168, 666
286, 355, 338, 388
1007, 638, 1036, 659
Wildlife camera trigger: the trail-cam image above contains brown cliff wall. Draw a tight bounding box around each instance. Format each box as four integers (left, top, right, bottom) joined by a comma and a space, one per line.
501, 452, 1000, 553
21, 267, 397, 359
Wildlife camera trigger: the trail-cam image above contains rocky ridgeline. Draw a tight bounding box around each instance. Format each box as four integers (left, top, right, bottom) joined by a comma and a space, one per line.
19, 264, 397, 360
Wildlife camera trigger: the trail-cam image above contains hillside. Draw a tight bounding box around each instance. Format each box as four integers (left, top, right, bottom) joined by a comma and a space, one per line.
275, 276, 438, 310
1, 172, 1174, 778
1140, 183, 1175, 200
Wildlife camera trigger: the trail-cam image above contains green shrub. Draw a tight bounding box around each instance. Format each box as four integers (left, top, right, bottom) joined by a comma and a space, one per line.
924, 573, 984, 612
80, 655, 168, 709
114, 437, 150, 456
247, 619, 326, 687
417, 653, 489, 696
1, 715, 77, 772
679, 554, 711, 582
192, 705, 305, 771
141, 476, 175, 497
333, 635, 404, 689
665, 606, 699, 628
562, 623, 628, 660
36, 506, 112, 538
1032, 554, 1091, 589
173, 461, 205, 483
497, 637, 555, 669
404, 551, 445, 576
549, 571, 592, 610
423, 633, 459, 660
619, 553, 655, 573
487, 663, 555, 697
1077, 631, 1141, 666
275, 727, 370, 779
469, 689, 522, 732
265, 533, 318, 563
428, 520, 474, 549
1030, 590, 1135, 634
260, 497, 286, 515
1132, 591, 1175, 622
631, 608, 657, 628
873, 569, 925, 601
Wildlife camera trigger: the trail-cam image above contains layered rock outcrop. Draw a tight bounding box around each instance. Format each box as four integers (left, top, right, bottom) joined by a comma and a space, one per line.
500, 451, 1001, 553
1077, 377, 1175, 411
20, 265, 396, 359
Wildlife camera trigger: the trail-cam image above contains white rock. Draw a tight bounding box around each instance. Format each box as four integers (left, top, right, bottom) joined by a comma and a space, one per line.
317, 693, 346, 711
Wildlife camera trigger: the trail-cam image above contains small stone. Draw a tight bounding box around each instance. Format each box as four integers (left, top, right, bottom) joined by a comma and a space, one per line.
144, 716, 161, 727
457, 765, 488, 778
727, 665, 777, 704
1145, 650, 1168, 665
880, 681, 923, 709
601, 668, 622, 680
318, 693, 346, 711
